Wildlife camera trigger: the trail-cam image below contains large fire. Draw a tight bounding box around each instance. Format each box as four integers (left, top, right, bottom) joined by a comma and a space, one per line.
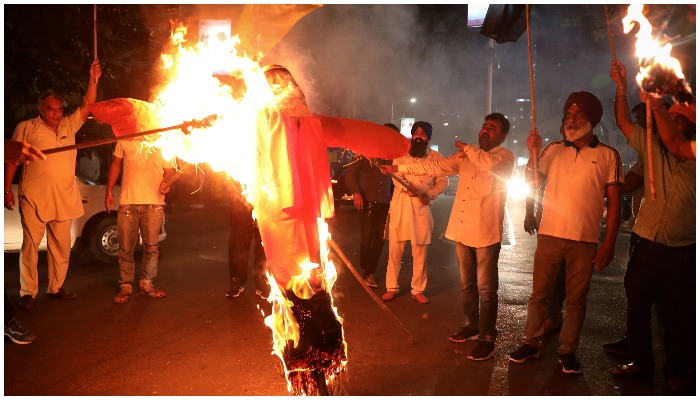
145, 22, 347, 395
622, 4, 693, 103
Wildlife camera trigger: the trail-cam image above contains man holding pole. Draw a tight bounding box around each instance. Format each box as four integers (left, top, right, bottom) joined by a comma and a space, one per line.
4, 60, 102, 310
508, 91, 623, 374
609, 61, 695, 394
380, 121, 448, 305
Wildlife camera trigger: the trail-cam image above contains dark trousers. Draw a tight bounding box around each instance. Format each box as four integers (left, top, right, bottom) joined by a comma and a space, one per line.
229, 200, 267, 290
625, 237, 696, 378
358, 202, 390, 276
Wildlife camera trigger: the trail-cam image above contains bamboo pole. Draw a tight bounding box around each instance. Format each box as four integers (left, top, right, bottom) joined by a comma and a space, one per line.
93, 5, 98, 84
43, 114, 218, 155
604, 5, 618, 61
645, 100, 657, 200
328, 238, 416, 343
526, 4, 539, 200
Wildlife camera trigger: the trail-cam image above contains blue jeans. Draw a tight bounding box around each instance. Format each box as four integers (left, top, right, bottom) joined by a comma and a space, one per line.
523, 235, 597, 354
456, 242, 501, 343
117, 204, 164, 286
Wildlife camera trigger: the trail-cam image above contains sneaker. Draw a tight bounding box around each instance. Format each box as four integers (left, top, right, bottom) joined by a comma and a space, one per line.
18, 295, 34, 310
449, 326, 480, 343
46, 287, 77, 299
467, 341, 496, 361
411, 293, 430, 304
559, 353, 582, 374
364, 273, 379, 288
381, 291, 398, 301
508, 344, 540, 364
603, 336, 630, 357
4, 318, 36, 345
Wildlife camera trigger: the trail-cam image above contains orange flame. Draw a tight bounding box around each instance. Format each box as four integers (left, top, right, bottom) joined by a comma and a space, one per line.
621, 4, 690, 94
146, 22, 346, 395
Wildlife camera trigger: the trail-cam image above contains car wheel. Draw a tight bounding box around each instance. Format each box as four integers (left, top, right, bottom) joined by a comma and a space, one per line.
89, 216, 119, 264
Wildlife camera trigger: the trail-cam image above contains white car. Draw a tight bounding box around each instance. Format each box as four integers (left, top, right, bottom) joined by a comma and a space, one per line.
4, 176, 166, 263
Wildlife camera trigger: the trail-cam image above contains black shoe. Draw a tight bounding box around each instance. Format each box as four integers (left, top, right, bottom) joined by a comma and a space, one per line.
508, 344, 540, 364
467, 341, 496, 361
603, 336, 630, 357
449, 326, 479, 343
46, 288, 77, 299
4, 318, 36, 344
559, 353, 582, 374
18, 295, 34, 310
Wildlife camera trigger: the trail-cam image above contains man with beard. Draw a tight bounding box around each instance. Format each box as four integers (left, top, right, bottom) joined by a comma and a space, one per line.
380, 121, 448, 304
508, 91, 623, 375
380, 113, 514, 360
609, 61, 695, 395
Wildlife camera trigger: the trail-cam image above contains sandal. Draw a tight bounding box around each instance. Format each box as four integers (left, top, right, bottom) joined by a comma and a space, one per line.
140, 286, 167, 298
113, 288, 132, 304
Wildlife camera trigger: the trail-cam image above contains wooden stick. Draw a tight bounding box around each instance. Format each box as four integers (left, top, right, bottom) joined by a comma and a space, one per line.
604, 5, 618, 61
526, 4, 539, 201
645, 100, 656, 200
93, 5, 97, 60
328, 237, 416, 343
43, 114, 217, 155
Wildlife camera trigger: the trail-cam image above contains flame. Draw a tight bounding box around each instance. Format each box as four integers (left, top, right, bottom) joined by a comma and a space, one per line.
263, 219, 347, 395
622, 4, 691, 96
144, 22, 347, 395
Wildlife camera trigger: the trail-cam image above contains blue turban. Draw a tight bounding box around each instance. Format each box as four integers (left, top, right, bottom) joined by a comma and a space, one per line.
411, 121, 432, 140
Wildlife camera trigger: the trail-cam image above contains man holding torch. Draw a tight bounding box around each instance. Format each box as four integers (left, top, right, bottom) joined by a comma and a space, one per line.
4, 60, 102, 310
508, 91, 623, 375
610, 60, 695, 394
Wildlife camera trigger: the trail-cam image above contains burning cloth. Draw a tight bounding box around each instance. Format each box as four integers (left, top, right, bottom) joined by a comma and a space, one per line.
255, 65, 409, 395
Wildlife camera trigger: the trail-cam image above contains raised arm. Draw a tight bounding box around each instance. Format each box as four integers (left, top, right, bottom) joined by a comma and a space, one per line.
640, 91, 696, 160
79, 59, 102, 121
610, 60, 636, 139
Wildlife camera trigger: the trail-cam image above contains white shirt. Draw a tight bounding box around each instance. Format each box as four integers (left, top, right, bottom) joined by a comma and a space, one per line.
399, 145, 514, 248
114, 140, 171, 205
537, 137, 623, 243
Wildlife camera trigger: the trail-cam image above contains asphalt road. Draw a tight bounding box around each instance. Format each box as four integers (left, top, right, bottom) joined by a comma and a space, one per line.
4, 195, 680, 396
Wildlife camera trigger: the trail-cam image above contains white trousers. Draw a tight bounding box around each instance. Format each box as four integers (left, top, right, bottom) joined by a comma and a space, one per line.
385, 239, 428, 295
19, 196, 72, 297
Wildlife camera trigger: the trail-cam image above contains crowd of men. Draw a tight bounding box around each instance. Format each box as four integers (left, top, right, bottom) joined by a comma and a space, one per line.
3, 58, 695, 395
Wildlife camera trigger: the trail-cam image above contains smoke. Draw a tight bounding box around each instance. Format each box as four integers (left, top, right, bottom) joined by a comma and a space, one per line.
258, 4, 695, 165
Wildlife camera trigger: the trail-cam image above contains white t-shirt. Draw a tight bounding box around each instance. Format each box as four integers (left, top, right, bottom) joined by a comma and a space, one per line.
114, 140, 171, 205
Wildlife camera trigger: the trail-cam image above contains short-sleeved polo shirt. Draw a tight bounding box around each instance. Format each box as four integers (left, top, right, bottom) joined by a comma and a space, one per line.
537, 136, 623, 243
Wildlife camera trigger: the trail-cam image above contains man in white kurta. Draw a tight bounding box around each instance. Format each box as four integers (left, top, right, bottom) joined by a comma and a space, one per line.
383, 113, 514, 361
3, 61, 101, 310
382, 121, 447, 304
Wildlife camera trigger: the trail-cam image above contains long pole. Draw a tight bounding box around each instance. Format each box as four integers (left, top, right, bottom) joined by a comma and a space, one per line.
645, 100, 656, 200
93, 5, 98, 84
604, 5, 618, 61
526, 4, 539, 201
328, 238, 416, 343
43, 114, 217, 155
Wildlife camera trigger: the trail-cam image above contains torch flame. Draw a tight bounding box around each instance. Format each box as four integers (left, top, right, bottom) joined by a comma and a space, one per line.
622, 4, 692, 99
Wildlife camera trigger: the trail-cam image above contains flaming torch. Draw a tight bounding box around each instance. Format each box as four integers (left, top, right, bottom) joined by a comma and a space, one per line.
621, 4, 693, 200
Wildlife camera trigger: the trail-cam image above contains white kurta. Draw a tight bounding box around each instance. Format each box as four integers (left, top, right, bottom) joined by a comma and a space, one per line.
388, 149, 448, 244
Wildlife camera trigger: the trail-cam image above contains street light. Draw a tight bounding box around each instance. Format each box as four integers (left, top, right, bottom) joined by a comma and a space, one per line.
391, 97, 417, 125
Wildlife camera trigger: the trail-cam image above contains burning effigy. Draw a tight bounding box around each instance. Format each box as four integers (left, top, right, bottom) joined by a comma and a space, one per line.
88, 17, 409, 396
